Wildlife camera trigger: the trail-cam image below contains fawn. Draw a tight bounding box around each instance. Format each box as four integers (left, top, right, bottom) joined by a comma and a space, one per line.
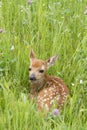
29, 48, 69, 112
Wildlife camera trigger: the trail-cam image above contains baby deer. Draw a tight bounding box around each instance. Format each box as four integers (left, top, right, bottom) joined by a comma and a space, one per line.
29, 48, 69, 112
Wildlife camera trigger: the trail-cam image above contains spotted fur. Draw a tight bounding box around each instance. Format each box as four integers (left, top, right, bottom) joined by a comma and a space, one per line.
29, 48, 69, 112
37, 76, 69, 111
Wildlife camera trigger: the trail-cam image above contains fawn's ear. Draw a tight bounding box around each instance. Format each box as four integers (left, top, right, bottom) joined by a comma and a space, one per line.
30, 48, 36, 61
46, 55, 58, 68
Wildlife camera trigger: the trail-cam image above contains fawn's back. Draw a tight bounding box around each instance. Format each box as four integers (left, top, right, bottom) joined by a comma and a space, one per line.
29, 48, 69, 112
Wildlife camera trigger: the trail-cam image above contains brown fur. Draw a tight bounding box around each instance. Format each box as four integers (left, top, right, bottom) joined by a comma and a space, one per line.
29, 48, 69, 112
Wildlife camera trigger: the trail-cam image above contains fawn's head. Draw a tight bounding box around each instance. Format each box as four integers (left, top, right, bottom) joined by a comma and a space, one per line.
29, 48, 58, 82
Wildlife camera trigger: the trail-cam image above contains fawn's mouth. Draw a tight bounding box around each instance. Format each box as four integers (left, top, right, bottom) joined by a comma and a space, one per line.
29, 75, 36, 81
29, 78, 36, 82
30, 80, 36, 82
29, 78, 43, 83
29, 77, 38, 83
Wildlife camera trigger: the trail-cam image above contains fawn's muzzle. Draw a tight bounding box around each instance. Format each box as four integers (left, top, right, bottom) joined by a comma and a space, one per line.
29, 74, 36, 81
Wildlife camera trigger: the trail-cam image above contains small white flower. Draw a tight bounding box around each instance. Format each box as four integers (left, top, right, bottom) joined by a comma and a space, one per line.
11, 45, 14, 50
80, 80, 83, 84
0, 2, 2, 8
84, 10, 87, 15
71, 83, 75, 86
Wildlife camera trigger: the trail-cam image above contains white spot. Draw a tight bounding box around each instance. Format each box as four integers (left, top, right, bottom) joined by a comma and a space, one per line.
43, 94, 47, 97
62, 97, 65, 100
50, 92, 55, 96
50, 99, 54, 104
47, 98, 49, 101
11, 45, 15, 50
44, 90, 47, 93
43, 98, 47, 102
48, 87, 53, 91
50, 96, 53, 99
50, 101, 52, 105
59, 83, 62, 87
55, 91, 58, 95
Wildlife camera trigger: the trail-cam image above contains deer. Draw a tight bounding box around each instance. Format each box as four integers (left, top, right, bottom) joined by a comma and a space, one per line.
29, 48, 69, 112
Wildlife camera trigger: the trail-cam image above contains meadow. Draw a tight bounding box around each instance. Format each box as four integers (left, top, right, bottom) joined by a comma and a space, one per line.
0, 0, 87, 129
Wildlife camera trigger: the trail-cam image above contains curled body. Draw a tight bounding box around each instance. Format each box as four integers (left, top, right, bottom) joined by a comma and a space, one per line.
29, 48, 69, 112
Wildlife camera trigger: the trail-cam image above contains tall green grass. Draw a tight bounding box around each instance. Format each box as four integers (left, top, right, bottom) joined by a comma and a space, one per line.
0, 0, 87, 129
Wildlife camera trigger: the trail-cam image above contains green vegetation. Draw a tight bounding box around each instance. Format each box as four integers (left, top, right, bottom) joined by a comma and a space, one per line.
0, 0, 87, 129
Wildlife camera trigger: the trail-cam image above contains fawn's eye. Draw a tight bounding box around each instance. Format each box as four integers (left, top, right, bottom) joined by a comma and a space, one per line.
39, 70, 44, 73
29, 68, 31, 71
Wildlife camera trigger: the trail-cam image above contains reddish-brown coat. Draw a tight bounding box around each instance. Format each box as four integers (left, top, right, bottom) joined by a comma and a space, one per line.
29, 48, 69, 112
37, 76, 69, 111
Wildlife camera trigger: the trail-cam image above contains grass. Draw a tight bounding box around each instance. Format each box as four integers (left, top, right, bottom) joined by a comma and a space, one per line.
0, 0, 87, 129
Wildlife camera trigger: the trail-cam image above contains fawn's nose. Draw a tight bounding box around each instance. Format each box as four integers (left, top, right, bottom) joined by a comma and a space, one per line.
29, 74, 36, 81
